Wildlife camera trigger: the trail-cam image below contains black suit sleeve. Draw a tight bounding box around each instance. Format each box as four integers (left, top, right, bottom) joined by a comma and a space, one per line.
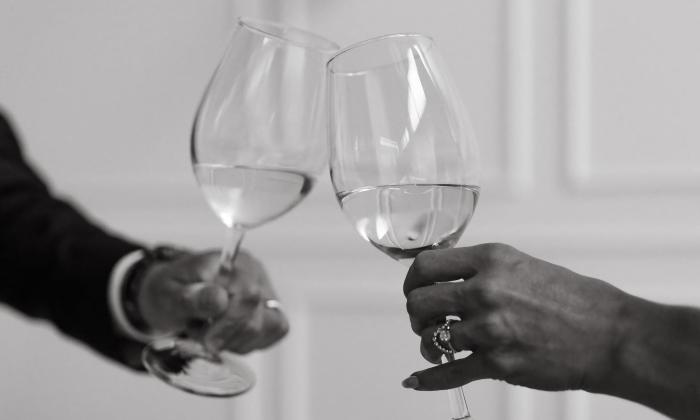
0, 112, 146, 370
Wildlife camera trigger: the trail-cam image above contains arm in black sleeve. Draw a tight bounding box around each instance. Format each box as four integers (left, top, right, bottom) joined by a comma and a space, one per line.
0, 112, 146, 370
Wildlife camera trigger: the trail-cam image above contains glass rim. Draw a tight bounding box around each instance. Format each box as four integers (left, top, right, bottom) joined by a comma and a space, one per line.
238, 17, 340, 54
327, 33, 434, 69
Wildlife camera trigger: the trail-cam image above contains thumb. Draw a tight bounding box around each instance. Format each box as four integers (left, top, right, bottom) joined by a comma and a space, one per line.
401, 353, 493, 391
180, 283, 229, 320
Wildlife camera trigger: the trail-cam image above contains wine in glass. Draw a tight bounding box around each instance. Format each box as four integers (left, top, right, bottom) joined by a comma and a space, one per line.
328, 34, 479, 418
142, 17, 338, 397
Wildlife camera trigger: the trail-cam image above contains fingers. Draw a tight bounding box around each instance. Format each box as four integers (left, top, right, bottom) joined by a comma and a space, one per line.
402, 353, 494, 391
198, 249, 288, 353
404, 246, 485, 296
405, 245, 519, 335
202, 283, 261, 350
212, 303, 265, 354
145, 248, 288, 353
204, 304, 289, 354
406, 282, 468, 333
420, 339, 443, 364
253, 307, 290, 350
227, 305, 289, 353
212, 253, 287, 352
402, 244, 533, 392
181, 283, 229, 320
142, 274, 229, 332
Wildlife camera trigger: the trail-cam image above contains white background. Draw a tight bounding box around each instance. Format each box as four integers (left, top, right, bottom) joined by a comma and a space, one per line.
1, 0, 699, 419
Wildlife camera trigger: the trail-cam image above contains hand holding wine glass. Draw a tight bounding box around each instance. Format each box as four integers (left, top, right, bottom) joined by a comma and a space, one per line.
328, 34, 480, 419
141, 17, 338, 397
137, 249, 287, 354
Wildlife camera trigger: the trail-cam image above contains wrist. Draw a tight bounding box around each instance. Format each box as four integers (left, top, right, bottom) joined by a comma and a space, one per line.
109, 250, 154, 342
111, 246, 188, 342
121, 253, 159, 336
573, 287, 634, 394
585, 292, 646, 391
591, 294, 682, 407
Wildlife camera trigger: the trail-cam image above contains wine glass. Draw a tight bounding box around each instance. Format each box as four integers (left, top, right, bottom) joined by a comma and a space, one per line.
327, 34, 480, 418
142, 17, 338, 397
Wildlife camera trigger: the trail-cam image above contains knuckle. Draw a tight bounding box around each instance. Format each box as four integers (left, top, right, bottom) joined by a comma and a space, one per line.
480, 314, 506, 341
484, 351, 519, 378
482, 243, 527, 273
454, 282, 474, 307
405, 289, 423, 316
412, 251, 437, 278
405, 292, 428, 334
472, 280, 500, 306
478, 243, 514, 263
477, 313, 516, 348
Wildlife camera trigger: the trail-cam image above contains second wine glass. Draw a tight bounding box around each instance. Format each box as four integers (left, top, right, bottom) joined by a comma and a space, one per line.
328, 34, 480, 419
142, 17, 339, 397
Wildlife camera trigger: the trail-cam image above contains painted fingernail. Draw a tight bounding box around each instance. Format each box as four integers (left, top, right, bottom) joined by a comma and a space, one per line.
401, 375, 420, 389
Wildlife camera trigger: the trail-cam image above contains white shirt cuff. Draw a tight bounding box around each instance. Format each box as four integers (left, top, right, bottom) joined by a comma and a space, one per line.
108, 250, 154, 343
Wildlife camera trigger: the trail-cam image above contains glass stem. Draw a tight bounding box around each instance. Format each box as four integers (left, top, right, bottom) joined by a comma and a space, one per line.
444, 353, 472, 419
220, 225, 245, 272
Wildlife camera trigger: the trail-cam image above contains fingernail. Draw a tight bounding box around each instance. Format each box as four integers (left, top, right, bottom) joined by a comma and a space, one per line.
401, 375, 420, 389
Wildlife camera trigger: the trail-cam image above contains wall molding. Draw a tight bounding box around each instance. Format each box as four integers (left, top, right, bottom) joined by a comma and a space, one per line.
564, 391, 591, 420
276, 302, 312, 420
506, 386, 535, 420
564, 0, 700, 193
564, 0, 592, 191
504, 0, 535, 197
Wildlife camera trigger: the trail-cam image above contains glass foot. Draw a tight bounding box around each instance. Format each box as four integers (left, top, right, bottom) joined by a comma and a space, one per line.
142, 339, 255, 397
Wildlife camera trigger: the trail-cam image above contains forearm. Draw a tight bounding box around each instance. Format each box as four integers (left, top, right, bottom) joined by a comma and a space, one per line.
0, 112, 147, 369
1, 190, 145, 366
41, 200, 146, 368
0, 166, 144, 368
594, 295, 700, 419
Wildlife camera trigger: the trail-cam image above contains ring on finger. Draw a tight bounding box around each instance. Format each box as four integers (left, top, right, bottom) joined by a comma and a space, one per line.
432, 319, 456, 355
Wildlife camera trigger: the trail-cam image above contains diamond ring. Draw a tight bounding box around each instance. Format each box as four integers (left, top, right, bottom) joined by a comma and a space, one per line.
433, 319, 456, 355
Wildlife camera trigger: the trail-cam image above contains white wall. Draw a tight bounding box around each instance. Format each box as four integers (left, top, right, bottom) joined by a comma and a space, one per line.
1, 0, 699, 419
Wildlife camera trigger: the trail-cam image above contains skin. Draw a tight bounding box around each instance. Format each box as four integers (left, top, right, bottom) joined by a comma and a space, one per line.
402, 243, 700, 420
137, 249, 289, 354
